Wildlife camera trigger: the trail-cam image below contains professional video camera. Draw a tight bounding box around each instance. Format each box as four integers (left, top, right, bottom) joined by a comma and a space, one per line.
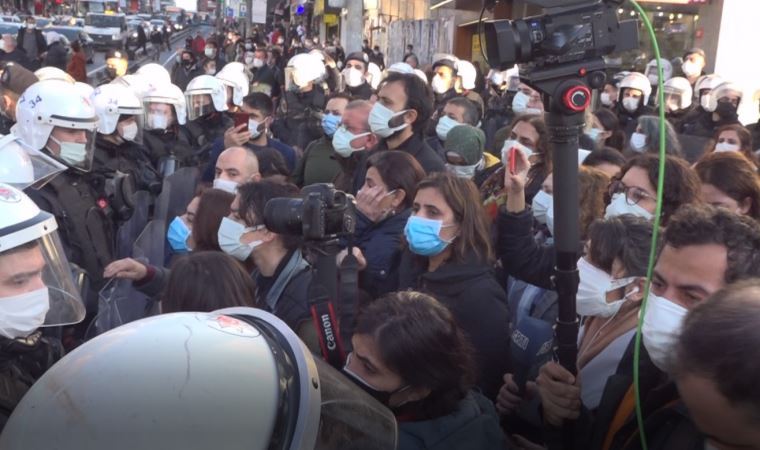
483, 0, 638, 93
263, 184, 355, 242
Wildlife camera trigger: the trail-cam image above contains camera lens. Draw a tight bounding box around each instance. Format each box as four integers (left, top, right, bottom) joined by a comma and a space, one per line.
264, 198, 305, 235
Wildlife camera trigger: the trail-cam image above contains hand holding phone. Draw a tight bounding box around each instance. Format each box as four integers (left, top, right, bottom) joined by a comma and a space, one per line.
233, 112, 249, 131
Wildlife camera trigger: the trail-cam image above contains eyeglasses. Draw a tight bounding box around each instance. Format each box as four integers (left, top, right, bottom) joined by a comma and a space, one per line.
609, 180, 656, 206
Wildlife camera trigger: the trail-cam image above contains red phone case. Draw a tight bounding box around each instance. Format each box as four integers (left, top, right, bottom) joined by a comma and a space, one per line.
233, 113, 249, 130
509, 147, 517, 174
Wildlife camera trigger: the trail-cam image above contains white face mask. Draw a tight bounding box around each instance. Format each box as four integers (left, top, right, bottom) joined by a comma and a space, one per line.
700, 94, 711, 110
217, 217, 263, 262
623, 97, 639, 112
714, 142, 740, 153
512, 91, 530, 113
576, 257, 637, 318
445, 158, 482, 179
501, 139, 534, 162
622, 96, 641, 113
244, 56, 254, 66
204, 47, 214, 58
332, 126, 370, 157
585, 128, 603, 142
0, 287, 50, 339
605, 192, 654, 220
343, 67, 365, 88
248, 119, 263, 139
213, 177, 238, 194
629, 132, 647, 152
431, 74, 450, 94
682, 60, 700, 77
435, 116, 460, 141
50, 135, 88, 166
647, 73, 659, 85
119, 121, 138, 141
531, 190, 552, 225
369, 102, 408, 138
642, 293, 688, 372
546, 202, 555, 236
148, 113, 169, 130
600, 92, 613, 106
253, 58, 264, 69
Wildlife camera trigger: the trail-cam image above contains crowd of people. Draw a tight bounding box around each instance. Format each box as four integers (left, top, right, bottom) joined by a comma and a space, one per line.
0, 14, 759, 449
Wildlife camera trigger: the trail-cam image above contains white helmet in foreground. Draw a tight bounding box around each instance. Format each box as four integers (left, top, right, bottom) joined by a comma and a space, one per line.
0, 183, 85, 338
34, 66, 74, 83
91, 84, 144, 136
0, 135, 66, 190
135, 63, 171, 85
13, 80, 99, 172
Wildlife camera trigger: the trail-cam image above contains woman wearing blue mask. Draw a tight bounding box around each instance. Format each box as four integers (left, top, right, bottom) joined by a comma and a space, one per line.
344, 291, 507, 450
348, 151, 425, 299
390, 172, 511, 401
166, 194, 201, 254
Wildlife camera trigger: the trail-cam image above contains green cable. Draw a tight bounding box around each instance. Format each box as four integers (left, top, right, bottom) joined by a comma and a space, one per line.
628, 2, 667, 450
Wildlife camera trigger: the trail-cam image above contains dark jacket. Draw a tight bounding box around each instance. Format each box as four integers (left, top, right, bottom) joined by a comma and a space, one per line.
16, 27, 45, 62
353, 209, 410, 299
680, 108, 740, 139
0, 333, 62, 432
275, 85, 327, 150
185, 112, 234, 161
0, 49, 31, 69
346, 82, 373, 100
254, 249, 313, 332
142, 125, 200, 169
293, 135, 341, 187
394, 250, 511, 400
398, 391, 507, 450
615, 103, 655, 137
44, 41, 68, 71
92, 135, 161, 196
497, 208, 555, 290
170, 62, 201, 91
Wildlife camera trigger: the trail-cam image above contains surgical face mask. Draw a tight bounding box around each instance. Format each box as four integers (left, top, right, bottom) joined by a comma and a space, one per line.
148, 113, 169, 130
119, 121, 138, 141
512, 91, 530, 114
576, 258, 637, 318
217, 217, 264, 262
205, 66, 216, 75
445, 158, 481, 179
321, 113, 341, 137
50, 135, 88, 166
585, 128, 603, 142
342, 353, 410, 406
681, 60, 700, 78
26, 23, 35, 30
167, 216, 191, 253
332, 126, 370, 157
546, 203, 555, 236
531, 190, 552, 225
213, 177, 238, 194
343, 67, 365, 88
715, 142, 740, 153
622, 97, 640, 113
501, 139, 534, 162
204, 47, 215, 58
700, 94, 711, 110
629, 132, 647, 152
647, 73, 659, 85
244, 56, 254, 66
0, 287, 50, 339
248, 118, 264, 139
404, 215, 455, 257
642, 293, 688, 372
431, 74, 450, 94
253, 57, 264, 68
369, 102, 408, 138
435, 116, 459, 141
605, 192, 654, 220
600, 92, 613, 106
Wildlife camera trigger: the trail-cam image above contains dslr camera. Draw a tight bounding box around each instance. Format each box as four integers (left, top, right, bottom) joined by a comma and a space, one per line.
264, 184, 355, 241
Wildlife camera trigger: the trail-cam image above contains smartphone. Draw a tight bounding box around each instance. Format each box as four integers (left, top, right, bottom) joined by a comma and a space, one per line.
508, 147, 518, 175
233, 112, 249, 131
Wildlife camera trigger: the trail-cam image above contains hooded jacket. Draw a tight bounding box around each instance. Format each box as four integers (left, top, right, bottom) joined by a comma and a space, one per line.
398, 391, 507, 450
394, 250, 511, 400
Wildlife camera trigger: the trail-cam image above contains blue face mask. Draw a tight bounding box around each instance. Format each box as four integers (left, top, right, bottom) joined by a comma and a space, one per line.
322, 113, 341, 137
404, 215, 455, 257
167, 216, 191, 253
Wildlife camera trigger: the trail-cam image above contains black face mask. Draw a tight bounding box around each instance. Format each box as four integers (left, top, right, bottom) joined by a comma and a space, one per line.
182, 59, 193, 68
341, 353, 410, 406
105, 67, 118, 80
715, 101, 738, 120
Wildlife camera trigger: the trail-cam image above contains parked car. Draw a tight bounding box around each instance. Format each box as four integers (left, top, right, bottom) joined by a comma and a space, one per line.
0, 22, 21, 36
0, 15, 21, 23
46, 26, 94, 63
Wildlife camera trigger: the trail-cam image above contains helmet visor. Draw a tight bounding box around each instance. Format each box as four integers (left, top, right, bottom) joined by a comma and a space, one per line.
0, 227, 86, 327
45, 128, 97, 173
143, 100, 178, 131
0, 142, 66, 190
185, 93, 216, 120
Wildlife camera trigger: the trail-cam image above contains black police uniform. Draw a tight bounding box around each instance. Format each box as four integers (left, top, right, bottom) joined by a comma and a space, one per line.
184, 112, 234, 162
142, 124, 201, 171
274, 84, 326, 150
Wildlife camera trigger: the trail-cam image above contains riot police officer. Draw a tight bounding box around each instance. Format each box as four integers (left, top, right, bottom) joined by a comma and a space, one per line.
13, 79, 113, 327
140, 81, 196, 173
184, 74, 233, 159
0, 183, 86, 429
274, 52, 327, 151
0, 308, 397, 449
90, 84, 161, 222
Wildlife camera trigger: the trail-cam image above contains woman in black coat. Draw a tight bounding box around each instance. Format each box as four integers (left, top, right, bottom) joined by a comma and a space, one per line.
389, 172, 512, 401
350, 151, 426, 299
